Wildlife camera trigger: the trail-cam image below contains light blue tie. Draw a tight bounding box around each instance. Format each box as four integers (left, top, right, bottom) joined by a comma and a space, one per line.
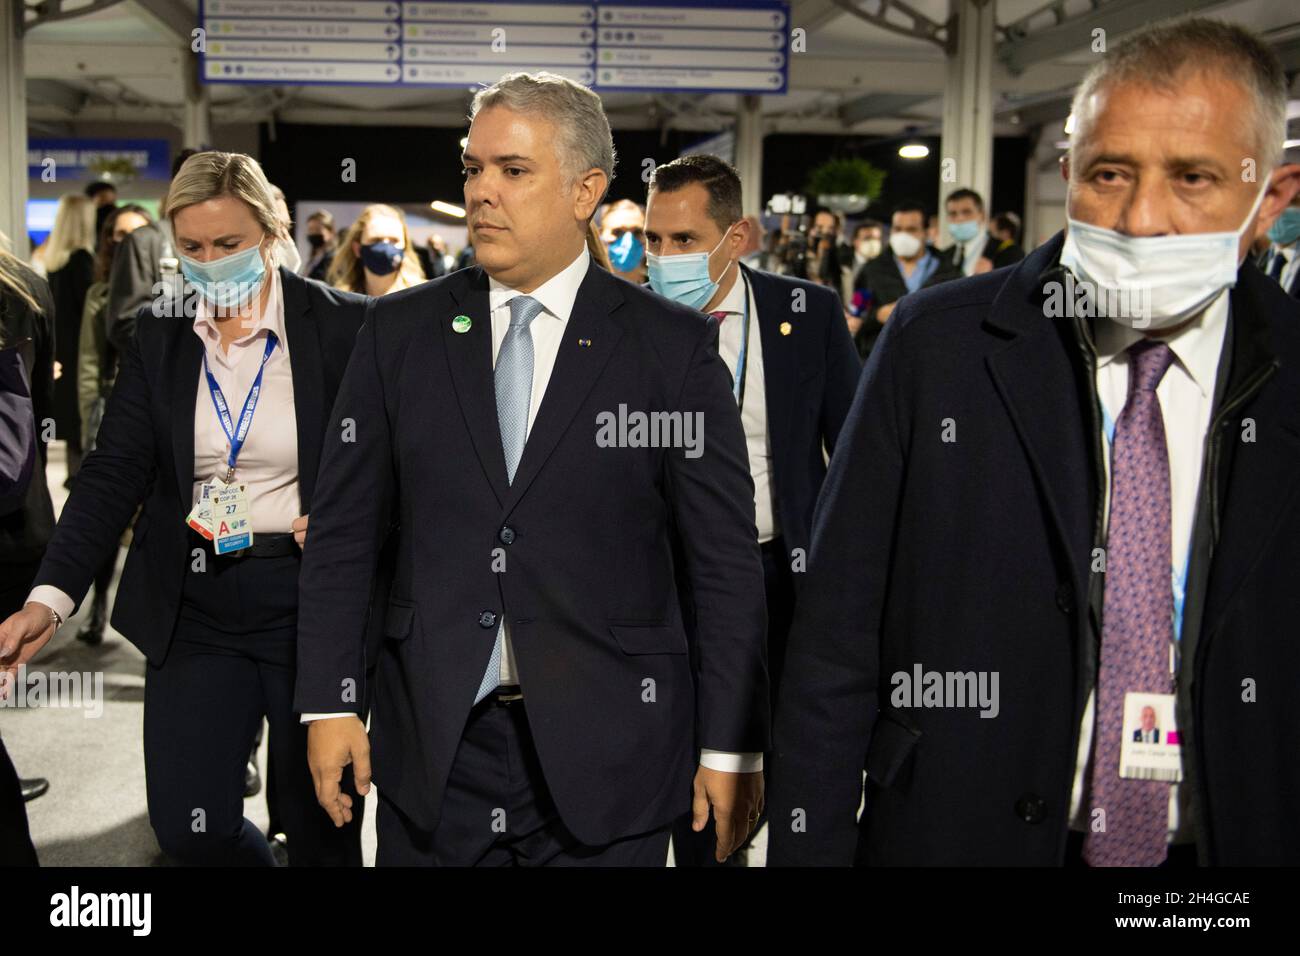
474, 294, 544, 704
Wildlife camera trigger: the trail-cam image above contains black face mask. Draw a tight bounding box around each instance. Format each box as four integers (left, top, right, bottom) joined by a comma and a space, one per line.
307, 233, 326, 250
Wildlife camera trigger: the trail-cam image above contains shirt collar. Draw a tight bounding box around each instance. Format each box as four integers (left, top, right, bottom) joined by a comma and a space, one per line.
192, 265, 287, 357
488, 246, 590, 323
711, 263, 748, 315
1093, 287, 1228, 398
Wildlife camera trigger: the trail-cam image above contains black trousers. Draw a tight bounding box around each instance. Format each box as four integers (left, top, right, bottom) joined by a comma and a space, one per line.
672, 536, 794, 867
376, 696, 671, 866
0, 559, 42, 866
143, 543, 362, 866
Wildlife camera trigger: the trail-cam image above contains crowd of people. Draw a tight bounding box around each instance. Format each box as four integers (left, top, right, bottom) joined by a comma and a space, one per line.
1, 15, 1299, 869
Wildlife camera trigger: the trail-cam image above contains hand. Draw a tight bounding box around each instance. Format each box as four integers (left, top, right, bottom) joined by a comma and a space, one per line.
877, 301, 897, 323
52, 360, 63, 381
0, 603, 58, 695
691, 765, 765, 862
973, 256, 994, 274
846, 313, 863, 336
291, 514, 309, 548
306, 715, 371, 827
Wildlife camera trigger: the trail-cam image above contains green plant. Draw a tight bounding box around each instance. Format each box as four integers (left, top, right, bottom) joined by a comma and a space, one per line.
806, 157, 886, 199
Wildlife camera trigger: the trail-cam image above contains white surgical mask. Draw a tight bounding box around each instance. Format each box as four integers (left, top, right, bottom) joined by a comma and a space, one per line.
1059, 182, 1269, 330
856, 238, 882, 260
889, 231, 922, 259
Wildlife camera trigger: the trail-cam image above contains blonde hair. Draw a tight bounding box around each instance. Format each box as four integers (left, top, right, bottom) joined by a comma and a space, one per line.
43, 194, 95, 273
327, 204, 426, 293
164, 151, 289, 263
0, 242, 43, 316
586, 219, 612, 271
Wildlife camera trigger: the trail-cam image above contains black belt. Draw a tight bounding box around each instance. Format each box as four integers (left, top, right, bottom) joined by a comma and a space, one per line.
188, 529, 298, 559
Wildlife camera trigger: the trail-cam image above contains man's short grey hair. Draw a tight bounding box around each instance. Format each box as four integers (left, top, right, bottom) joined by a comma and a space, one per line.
470, 71, 616, 195
1069, 18, 1288, 166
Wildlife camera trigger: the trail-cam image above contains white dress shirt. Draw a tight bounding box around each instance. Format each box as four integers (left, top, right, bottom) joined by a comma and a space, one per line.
29, 269, 298, 624
1067, 289, 1228, 844
710, 267, 778, 543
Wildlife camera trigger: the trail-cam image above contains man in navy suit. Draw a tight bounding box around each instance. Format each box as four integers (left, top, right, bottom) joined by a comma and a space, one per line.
769, 19, 1300, 866
642, 155, 860, 864
296, 72, 768, 866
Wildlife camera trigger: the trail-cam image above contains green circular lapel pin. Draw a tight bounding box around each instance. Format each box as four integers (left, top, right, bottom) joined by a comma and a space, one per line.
452, 314, 472, 333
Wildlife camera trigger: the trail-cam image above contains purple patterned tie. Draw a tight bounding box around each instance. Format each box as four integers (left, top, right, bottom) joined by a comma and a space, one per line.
1083, 339, 1176, 867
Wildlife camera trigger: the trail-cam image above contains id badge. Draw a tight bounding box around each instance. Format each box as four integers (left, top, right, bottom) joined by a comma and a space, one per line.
185, 478, 217, 540
1118, 691, 1182, 783
210, 480, 254, 555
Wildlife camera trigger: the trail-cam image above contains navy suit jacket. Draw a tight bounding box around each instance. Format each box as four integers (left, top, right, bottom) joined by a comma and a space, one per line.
769, 234, 1300, 865
32, 268, 368, 664
294, 260, 770, 846
740, 265, 860, 563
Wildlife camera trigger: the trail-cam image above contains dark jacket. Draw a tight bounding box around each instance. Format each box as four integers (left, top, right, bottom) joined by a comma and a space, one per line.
852, 249, 962, 357
769, 233, 1300, 866
105, 221, 173, 354
305, 248, 335, 284
0, 264, 56, 563
741, 265, 860, 561
47, 248, 94, 440
294, 261, 770, 847
31, 268, 368, 664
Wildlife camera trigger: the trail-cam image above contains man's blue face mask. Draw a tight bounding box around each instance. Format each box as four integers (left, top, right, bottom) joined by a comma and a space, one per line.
646, 224, 736, 310
607, 231, 644, 273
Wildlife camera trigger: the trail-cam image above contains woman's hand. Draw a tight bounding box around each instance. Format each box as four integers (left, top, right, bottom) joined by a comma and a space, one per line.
292, 514, 309, 548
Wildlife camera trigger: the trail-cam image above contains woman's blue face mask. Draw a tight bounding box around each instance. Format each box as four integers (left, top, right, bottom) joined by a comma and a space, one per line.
180, 240, 269, 312
606, 231, 645, 273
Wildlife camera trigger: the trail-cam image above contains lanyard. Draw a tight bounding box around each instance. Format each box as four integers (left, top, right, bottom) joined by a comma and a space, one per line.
1100, 403, 1190, 665
203, 332, 278, 483
731, 270, 754, 413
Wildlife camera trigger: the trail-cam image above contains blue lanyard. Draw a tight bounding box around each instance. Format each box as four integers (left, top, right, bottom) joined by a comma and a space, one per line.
732, 271, 753, 412
1100, 403, 1190, 657
203, 332, 278, 482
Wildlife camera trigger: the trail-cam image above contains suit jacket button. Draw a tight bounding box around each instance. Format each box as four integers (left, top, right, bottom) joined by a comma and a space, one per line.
1055, 583, 1074, 614
1015, 794, 1047, 823
479, 610, 497, 628
499, 526, 516, 545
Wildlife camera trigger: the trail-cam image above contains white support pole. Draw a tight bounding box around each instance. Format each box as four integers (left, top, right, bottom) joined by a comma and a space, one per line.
734, 94, 763, 218
938, 0, 995, 242
0, 3, 27, 254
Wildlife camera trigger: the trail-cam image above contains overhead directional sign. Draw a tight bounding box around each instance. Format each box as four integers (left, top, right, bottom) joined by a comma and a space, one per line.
199, 0, 789, 94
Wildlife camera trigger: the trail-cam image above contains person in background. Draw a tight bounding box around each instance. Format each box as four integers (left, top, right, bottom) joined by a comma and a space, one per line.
84, 181, 118, 240
0, 151, 370, 866
0, 242, 56, 866
44, 194, 97, 483
992, 211, 1022, 248
944, 188, 1025, 276
644, 153, 859, 867
327, 203, 426, 296
855, 201, 961, 335
585, 218, 613, 271
74, 203, 153, 647
598, 198, 646, 284
105, 148, 202, 354
1260, 186, 1300, 298
801, 206, 846, 287
845, 220, 883, 325
300, 210, 337, 283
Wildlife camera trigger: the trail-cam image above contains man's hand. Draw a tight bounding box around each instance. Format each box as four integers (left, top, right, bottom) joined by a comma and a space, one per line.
0, 603, 58, 695
973, 256, 994, 274
307, 715, 371, 827
877, 301, 897, 323
292, 514, 309, 548
691, 765, 765, 862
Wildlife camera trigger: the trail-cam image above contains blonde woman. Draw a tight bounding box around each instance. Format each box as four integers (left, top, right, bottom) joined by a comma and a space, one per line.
44, 194, 96, 479
326, 203, 425, 295
0, 152, 368, 867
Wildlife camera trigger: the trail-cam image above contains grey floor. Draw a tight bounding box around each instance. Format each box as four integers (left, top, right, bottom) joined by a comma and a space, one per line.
6, 443, 770, 866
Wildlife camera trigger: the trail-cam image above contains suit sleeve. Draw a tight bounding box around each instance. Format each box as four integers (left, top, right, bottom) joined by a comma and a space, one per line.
817, 286, 862, 456
665, 319, 770, 754
31, 317, 159, 611
767, 298, 911, 866
105, 228, 159, 353
294, 304, 394, 716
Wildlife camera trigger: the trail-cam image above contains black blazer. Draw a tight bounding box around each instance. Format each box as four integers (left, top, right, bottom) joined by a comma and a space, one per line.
769, 234, 1300, 866
0, 265, 56, 563
740, 265, 860, 561
32, 268, 368, 664
295, 261, 770, 847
